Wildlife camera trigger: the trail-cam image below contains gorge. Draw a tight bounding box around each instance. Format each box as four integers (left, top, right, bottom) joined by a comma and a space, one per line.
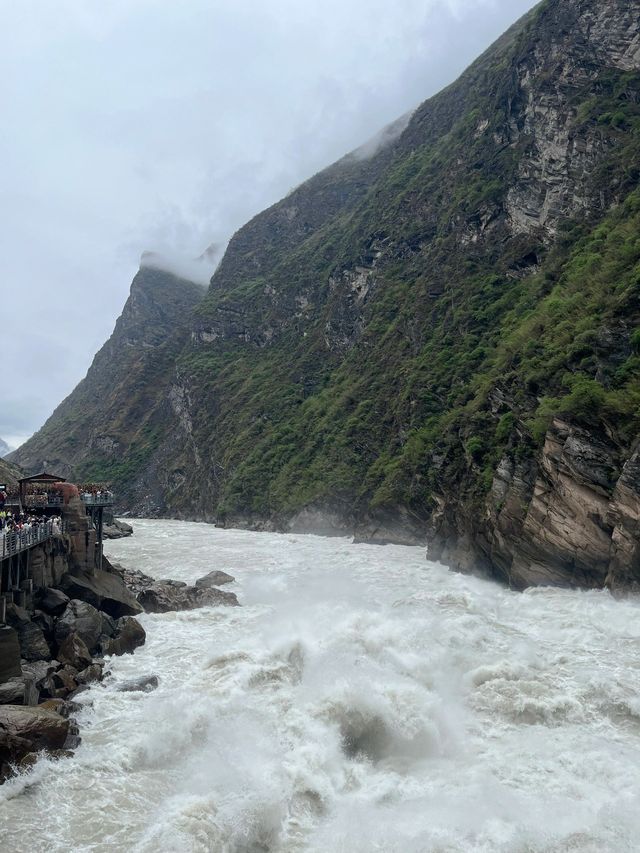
10, 0, 640, 591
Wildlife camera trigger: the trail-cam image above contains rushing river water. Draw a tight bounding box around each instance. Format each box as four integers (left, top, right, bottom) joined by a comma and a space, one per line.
2, 520, 640, 852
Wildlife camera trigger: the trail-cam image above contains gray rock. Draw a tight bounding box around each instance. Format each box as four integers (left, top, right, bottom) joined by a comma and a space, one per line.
38, 587, 70, 616
195, 570, 235, 588
57, 633, 93, 671
103, 518, 133, 539
101, 616, 146, 657
0, 626, 22, 683
75, 663, 103, 685
50, 668, 78, 698
60, 568, 143, 618
100, 612, 117, 638
0, 705, 70, 752
17, 622, 52, 663
55, 600, 103, 653
21, 659, 59, 689
138, 582, 239, 613
32, 609, 55, 638
0, 675, 39, 707
63, 719, 81, 750
38, 698, 81, 718
116, 674, 158, 693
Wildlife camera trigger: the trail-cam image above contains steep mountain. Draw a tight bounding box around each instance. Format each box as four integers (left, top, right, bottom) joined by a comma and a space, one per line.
14, 0, 640, 589
11, 266, 205, 512
0, 457, 21, 487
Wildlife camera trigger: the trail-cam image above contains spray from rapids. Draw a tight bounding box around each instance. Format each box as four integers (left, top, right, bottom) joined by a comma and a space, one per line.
2, 519, 640, 852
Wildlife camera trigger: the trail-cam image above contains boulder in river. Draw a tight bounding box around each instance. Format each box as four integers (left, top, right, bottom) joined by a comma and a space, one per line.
103, 518, 133, 539
38, 698, 81, 718
50, 667, 79, 698
195, 570, 235, 588
109, 563, 156, 596
54, 600, 103, 653
76, 663, 104, 684
138, 582, 239, 613
116, 674, 158, 693
101, 616, 146, 657
0, 705, 70, 752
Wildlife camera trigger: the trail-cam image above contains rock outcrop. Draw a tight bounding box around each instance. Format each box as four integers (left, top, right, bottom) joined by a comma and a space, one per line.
430, 419, 640, 589
9, 267, 206, 513
103, 518, 133, 539
138, 580, 239, 613
195, 570, 235, 588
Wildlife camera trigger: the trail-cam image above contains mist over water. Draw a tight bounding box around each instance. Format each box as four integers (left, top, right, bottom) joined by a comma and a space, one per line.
2, 519, 640, 851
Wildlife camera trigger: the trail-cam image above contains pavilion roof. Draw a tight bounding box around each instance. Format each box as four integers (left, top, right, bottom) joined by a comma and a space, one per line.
18, 471, 67, 485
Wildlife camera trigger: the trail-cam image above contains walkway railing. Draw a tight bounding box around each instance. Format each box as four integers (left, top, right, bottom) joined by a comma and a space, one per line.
80, 493, 114, 507
4, 491, 114, 509
0, 520, 65, 561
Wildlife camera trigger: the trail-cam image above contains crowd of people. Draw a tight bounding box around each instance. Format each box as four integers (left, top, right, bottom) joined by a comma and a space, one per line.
0, 511, 63, 553
78, 484, 114, 502
0, 483, 113, 511
0, 485, 64, 508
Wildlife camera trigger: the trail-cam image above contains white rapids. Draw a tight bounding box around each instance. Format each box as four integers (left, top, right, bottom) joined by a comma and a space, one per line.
2, 519, 640, 852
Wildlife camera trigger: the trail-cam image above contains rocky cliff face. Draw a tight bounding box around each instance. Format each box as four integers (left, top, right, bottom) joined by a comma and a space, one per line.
13, 0, 640, 590
0, 458, 21, 487
10, 267, 205, 513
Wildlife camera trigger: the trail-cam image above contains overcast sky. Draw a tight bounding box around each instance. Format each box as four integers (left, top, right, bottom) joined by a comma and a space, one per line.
0, 0, 537, 450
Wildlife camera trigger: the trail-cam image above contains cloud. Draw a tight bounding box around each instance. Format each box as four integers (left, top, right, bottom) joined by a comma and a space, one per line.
0, 0, 538, 448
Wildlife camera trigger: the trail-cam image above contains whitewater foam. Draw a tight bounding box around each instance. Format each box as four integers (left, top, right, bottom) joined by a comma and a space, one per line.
2, 519, 640, 852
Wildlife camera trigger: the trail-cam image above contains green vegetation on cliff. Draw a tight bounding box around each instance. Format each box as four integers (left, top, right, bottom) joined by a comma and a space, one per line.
11, 0, 640, 587
172, 4, 640, 528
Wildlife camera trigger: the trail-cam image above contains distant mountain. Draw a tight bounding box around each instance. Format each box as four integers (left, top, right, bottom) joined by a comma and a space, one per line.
10, 266, 205, 512
0, 438, 11, 458
0, 456, 21, 486
13, 0, 640, 590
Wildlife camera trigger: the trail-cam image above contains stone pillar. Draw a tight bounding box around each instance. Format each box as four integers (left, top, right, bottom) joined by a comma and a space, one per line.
60, 485, 97, 576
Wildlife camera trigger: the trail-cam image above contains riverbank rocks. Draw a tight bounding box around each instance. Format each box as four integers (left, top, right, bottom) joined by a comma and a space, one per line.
37, 587, 71, 616
60, 567, 142, 618
109, 563, 156, 596
101, 616, 146, 656
54, 600, 103, 653
0, 675, 39, 707
0, 627, 22, 682
103, 518, 133, 539
0, 705, 70, 752
57, 633, 93, 671
138, 581, 239, 613
195, 570, 235, 588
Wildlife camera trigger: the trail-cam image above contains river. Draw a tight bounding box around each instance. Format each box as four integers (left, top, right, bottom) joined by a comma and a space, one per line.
2, 519, 640, 852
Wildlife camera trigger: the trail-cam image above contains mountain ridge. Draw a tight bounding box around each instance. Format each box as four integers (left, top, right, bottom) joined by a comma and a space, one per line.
12, 0, 640, 589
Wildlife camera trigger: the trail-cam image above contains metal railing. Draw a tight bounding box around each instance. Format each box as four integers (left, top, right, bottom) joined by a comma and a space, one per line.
6, 495, 65, 509
0, 521, 64, 561
80, 493, 114, 507
3, 491, 114, 508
